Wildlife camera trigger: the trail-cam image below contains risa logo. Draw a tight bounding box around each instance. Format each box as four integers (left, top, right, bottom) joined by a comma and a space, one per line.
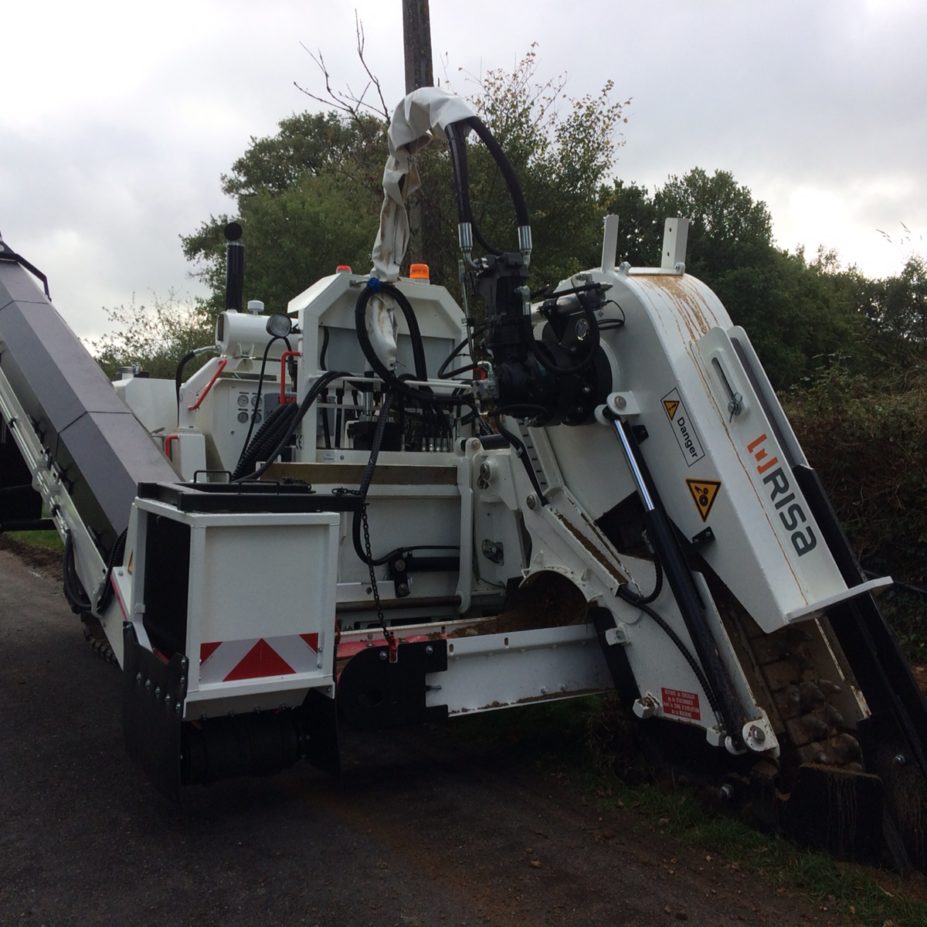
746, 434, 817, 557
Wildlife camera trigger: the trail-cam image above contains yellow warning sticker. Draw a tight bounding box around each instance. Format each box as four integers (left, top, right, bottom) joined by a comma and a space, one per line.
661, 388, 705, 467
686, 479, 721, 521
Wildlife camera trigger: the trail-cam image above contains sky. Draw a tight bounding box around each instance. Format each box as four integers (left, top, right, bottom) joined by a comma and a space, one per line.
1, 0, 925, 340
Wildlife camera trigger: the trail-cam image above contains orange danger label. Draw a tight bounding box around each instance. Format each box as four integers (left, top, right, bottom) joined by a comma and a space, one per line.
663, 398, 679, 419
686, 479, 721, 521
662, 687, 701, 720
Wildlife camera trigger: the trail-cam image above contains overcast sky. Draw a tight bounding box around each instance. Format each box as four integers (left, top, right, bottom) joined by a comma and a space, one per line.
2, 0, 925, 339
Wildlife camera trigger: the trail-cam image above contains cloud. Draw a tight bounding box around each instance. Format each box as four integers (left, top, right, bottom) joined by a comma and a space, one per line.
2, 0, 926, 339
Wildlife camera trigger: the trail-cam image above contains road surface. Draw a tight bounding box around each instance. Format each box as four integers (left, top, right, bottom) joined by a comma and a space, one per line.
0, 543, 836, 927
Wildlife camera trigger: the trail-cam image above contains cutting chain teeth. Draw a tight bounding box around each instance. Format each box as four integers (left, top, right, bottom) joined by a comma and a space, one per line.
748, 623, 864, 773
81, 617, 117, 666
713, 583, 868, 781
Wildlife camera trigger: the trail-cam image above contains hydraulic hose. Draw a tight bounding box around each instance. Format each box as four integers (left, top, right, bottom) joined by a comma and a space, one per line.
444, 117, 530, 245
466, 117, 530, 228
617, 586, 723, 724
350, 391, 396, 566
234, 369, 349, 482
348, 392, 459, 568
235, 334, 285, 473
609, 413, 748, 742
96, 529, 128, 613
63, 531, 91, 614
354, 281, 462, 409
232, 402, 299, 481
354, 280, 427, 381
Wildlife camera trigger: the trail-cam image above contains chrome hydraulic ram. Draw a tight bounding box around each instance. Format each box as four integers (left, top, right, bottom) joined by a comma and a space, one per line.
606, 409, 750, 748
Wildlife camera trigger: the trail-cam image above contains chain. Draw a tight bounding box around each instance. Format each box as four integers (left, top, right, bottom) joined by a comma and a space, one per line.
361, 502, 397, 661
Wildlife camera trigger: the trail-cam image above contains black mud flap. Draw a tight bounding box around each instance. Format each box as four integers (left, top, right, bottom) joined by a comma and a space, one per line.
122, 622, 188, 800
338, 641, 448, 731
302, 687, 341, 775
124, 624, 342, 792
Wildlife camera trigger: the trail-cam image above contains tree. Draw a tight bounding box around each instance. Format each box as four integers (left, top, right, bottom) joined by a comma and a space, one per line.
595, 179, 659, 265
654, 168, 775, 276
91, 294, 213, 380
860, 256, 927, 369
600, 168, 776, 274
600, 170, 874, 388
181, 111, 386, 314
182, 46, 629, 314
443, 47, 629, 287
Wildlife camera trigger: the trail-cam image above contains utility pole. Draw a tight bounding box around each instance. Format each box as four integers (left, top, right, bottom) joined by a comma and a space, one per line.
402, 0, 434, 93
402, 0, 433, 264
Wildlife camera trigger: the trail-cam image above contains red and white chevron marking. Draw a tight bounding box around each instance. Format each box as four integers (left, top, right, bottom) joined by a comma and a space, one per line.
199, 633, 321, 683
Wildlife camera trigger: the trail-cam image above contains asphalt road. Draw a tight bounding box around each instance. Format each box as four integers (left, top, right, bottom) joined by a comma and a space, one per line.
0, 545, 832, 927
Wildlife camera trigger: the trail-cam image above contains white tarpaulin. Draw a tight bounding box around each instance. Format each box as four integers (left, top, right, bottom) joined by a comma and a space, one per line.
370, 88, 475, 282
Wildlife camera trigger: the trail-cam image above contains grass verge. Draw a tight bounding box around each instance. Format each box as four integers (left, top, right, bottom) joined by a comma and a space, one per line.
4, 529, 63, 551
450, 695, 927, 927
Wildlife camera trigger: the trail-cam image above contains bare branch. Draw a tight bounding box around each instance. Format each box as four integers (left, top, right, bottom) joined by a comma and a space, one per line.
293, 16, 390, 128
293, 45, 364, 120
354, 12, 389, 122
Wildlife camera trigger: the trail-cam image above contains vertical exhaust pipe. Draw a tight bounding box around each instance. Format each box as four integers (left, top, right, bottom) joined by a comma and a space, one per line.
224, 222, 244, 311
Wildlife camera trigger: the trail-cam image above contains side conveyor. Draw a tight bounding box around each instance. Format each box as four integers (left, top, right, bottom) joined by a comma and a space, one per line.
0, 238, 177, 558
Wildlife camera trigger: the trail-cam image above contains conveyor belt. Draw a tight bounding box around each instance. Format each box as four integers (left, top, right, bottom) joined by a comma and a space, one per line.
0, 239, 177, 557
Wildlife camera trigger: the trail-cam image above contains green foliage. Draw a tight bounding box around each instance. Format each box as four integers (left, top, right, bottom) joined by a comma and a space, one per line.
601, 171, 873, 388
453, 695, 927, 926
5, 530, 62, 552
654, 167, 775, 276
181, 111, 386, 314
182, 46, 628, 310
785, 366, 927, 659
859, 255, 927, 368
90, 294, 213, 380
221, 111, 384, 198
599, 168, 774, 276
454, 45, 629, 286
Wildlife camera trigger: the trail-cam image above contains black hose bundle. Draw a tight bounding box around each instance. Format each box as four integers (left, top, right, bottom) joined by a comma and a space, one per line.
354, 280, 464, 410
235, 335, 288, 468
232, 401, 300, 480
445, 117, 530, 256
233, 369, 349, 482
95, 529, 127, 613
350, 391, 396, 566
63, 531, 91, 615
346, 391, 459, 568
355, 282, 422, 381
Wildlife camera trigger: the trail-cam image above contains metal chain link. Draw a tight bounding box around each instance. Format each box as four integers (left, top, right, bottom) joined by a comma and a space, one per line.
361, 502, 396, 659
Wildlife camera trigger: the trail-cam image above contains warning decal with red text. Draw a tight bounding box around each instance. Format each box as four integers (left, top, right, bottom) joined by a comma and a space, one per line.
661, 687, 701, 720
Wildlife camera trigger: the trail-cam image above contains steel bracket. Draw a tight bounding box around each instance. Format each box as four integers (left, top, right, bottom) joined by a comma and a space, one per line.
338, 640, 448, 730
